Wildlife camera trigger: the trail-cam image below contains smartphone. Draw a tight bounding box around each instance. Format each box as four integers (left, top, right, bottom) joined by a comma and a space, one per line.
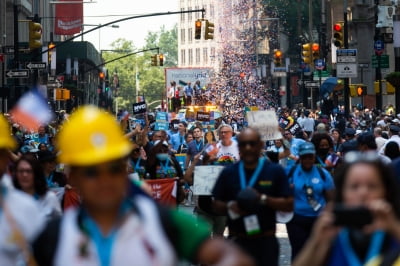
333, 205, 373, 228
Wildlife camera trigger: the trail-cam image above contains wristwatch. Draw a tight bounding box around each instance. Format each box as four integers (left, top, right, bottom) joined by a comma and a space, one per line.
260, 194, 268, 205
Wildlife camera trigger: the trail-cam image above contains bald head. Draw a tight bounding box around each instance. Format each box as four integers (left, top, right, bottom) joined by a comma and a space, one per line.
237, 128, 261, 142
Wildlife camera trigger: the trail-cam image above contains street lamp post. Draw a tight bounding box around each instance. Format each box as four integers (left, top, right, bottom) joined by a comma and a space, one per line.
81, 23, 119, 50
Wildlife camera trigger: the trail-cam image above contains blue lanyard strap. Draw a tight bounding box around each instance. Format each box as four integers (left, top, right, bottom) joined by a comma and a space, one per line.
339, 229, 385, 266
46, 173, 54, 186
159, 159, 170, 173
131, 158, 141, 172
317, 156, 326, 167
239, 158, 265, 189
196, 140, 203, 152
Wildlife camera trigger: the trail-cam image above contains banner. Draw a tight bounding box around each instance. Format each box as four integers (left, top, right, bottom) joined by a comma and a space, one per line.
133, 101, 147, 114
193, 165, 225, 195
247, 111, 283, 141
54, 0, 83, 35
146, 178, 177, 206
175, 154, 187, 171
196, 111, 210, 122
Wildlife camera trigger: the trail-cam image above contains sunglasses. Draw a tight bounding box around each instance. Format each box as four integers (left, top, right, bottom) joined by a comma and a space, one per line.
79, 162, 126, 179
238, 140, 259, 148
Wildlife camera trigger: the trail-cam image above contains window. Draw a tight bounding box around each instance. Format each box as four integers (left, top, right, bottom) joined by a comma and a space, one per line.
203, 48, 208, 64
188, 49, 193, 65
180, 8, 185, 22
211, 47, 215, 57
195, 48, 200, 64
181, 29, 185, 44
188, 7, 192, 21
188, 28, 193, 43
181, 49, 186, 65
210, 4, 214, 18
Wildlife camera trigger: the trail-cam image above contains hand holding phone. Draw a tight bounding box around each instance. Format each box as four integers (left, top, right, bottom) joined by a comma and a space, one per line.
333, 204, 373, 228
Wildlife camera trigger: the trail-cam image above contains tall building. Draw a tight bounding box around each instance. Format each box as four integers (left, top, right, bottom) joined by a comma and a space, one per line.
178, 0, 217, 68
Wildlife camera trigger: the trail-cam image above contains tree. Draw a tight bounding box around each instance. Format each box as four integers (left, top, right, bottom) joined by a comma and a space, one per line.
101, 24, 177, 111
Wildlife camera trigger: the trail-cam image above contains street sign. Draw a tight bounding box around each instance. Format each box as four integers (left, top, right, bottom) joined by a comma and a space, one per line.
26, 62, 46, 69
337, 49, 357, 63
305, 81, 319, 87
337, 64, 358, 78
6, 69, 29, 78
3, 46, 14, 54
315, 59, 325, 70
374, 40, 384, 55
372, 55, 389, 68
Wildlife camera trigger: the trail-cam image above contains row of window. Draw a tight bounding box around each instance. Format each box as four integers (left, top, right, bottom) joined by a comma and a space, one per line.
180, 47, 215, 66
180, 5, 214, 22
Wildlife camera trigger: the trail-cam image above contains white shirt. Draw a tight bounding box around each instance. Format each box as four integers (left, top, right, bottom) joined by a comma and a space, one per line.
375, 136, 387, 152
52, 196, 176, 266
379, 135, 400, 155
38, 191, 62, 219
216, 140, 240, 164
0, 182, 45, 266
300, 117, 315, 132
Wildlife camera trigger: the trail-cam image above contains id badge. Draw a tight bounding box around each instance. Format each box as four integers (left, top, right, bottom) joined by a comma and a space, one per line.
309, 199, 322, 212
129, 172, 140, 182
243, 215, 261, 235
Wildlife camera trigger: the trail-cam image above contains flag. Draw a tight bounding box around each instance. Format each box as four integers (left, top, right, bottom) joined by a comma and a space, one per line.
54, 0, 83, 35
10, 91, 53, 131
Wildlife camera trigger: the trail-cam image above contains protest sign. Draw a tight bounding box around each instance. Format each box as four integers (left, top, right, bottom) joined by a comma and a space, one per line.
196, 111, 210, 121
193, 165, 225, 195
246, 111, 283, 141
133, 101, 147, 114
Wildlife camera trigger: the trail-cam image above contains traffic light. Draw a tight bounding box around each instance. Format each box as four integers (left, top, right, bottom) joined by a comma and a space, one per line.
273, 49, 283, 66
301, 43, 312, 64
48, 42, 55, 64
311, 43, 320, 60
29, 21, 42, 50
357, 85, 367, 96
151, 54, 158, 66
99, 72, 105, 80
195, 19, 202, 40
204, 20, 214, 40
333, 22, 344, 48
159, 54, 164, 66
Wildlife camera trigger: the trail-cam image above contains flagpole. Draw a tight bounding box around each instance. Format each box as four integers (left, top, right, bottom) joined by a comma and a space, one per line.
135, 63, 139, 103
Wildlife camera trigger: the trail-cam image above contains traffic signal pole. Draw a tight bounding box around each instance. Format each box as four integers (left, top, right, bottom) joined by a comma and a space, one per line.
374, 0, 383, 111
37, 9, 206, 57
343, 0, 350, 117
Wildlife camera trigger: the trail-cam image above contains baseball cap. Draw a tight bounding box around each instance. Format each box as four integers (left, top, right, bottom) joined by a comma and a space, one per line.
389, 125, 400, 133
298, 142, 316, 156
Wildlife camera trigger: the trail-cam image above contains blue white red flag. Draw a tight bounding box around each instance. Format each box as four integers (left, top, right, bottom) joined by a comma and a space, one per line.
10, 91, 53, 131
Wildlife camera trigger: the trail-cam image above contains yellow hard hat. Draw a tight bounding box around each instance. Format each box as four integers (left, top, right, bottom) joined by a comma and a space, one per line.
57, 105, 132, 166
0, 114, 16, 150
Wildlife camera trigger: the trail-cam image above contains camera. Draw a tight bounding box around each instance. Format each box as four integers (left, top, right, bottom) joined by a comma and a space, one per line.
333, 204, 373, 228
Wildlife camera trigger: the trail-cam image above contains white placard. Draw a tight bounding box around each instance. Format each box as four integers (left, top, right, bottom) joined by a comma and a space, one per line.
193, 165, 225, 195
246, 111, 283, 141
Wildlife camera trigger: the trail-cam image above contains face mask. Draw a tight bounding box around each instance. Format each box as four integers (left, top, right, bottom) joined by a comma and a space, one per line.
156, 153, 169, 161
319, 148, 330, 156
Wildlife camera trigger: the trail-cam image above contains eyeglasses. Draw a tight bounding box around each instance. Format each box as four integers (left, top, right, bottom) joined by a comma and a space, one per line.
344, 151, 381, 164
79, 162, 126, 179
16, 169, 33, 175
238, 140, 259, 148
220, 131, 232, 134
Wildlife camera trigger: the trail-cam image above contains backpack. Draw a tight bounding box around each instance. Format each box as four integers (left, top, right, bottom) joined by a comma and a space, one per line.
287, 163, 327, 182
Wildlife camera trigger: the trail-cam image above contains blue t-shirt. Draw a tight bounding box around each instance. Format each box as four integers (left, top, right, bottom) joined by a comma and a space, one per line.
286, 138, 306, 169
171, 133, 186, 151
287, 165, 334, 217
184, 86, 193, 97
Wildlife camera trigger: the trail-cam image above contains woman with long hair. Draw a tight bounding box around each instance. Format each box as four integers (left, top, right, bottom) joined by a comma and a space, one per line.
13, 156, 62, 219
294, 152, 400, 266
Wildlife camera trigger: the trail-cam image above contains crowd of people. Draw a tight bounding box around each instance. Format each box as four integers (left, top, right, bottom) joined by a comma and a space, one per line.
1, 102, 400, 265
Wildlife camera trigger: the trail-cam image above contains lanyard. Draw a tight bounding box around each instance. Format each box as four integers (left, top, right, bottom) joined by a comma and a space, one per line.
317, 156, 326, 167
339, 229, 385, 266
159, 159, 170, 174
131, 158, 142, 173
239, 158, 265, 189
46, 172, 54, 187
196, 140, 203, 152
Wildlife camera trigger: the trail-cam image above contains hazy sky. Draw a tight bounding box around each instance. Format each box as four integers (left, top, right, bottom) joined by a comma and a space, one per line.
83, 0, 178, 51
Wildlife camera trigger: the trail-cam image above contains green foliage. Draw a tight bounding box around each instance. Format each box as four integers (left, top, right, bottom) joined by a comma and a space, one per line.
101, 24, 177, 111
